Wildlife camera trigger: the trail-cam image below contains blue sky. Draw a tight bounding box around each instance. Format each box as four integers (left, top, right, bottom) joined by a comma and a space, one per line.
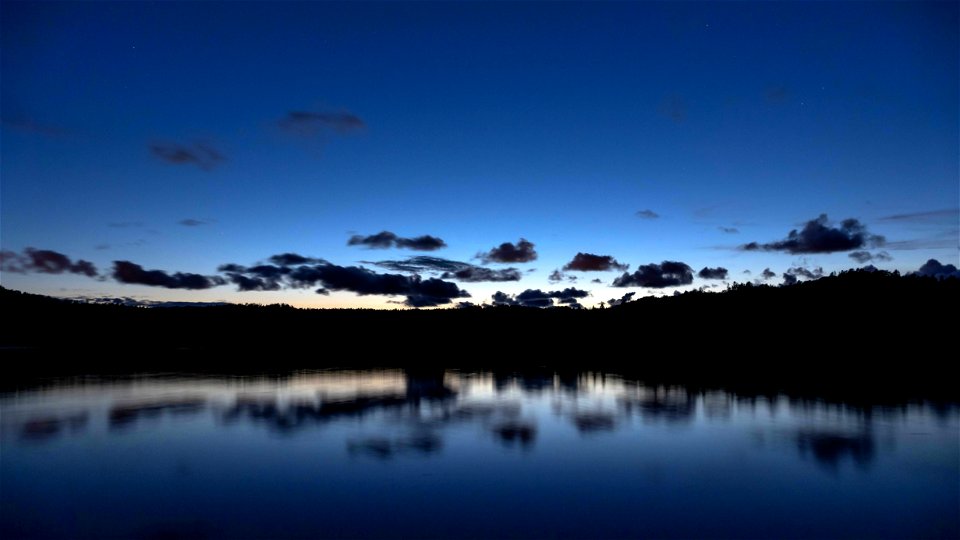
2, 1, 957, 308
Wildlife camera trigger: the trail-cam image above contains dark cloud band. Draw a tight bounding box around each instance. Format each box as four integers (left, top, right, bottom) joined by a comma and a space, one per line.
1, 248, 98, 277
348, 231, 447, 251
113, 261, 225, 289
562, 253, 628, 272
491, 287, 589, 308
742, 214, 884, 254
612, 261, 694, 288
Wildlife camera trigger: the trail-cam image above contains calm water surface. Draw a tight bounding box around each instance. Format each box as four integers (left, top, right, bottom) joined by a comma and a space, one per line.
2, 370, 957, 539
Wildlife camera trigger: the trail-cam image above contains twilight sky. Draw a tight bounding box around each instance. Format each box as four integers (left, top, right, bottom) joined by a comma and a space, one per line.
1, 1, 957, 308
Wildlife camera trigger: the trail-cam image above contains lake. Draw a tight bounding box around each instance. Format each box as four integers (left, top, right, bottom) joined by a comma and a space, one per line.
2, 369, 957, 539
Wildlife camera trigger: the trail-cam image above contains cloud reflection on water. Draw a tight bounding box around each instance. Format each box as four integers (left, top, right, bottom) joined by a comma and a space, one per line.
4, 369, 955, 473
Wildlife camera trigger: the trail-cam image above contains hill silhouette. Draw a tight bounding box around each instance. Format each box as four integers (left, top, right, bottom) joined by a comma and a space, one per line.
2, 269, 957, 402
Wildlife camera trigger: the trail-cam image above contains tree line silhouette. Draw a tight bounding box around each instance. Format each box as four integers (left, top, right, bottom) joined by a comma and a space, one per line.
2, 268, 957, 401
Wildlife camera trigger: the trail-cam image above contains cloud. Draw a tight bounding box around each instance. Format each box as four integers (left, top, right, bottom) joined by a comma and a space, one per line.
697, 267, 728, 280
884, 236, 959, 251
777, 265, 824, 286
278, 110, 365, 138
659, 95, 686, 123
718, 226, 739, 234
760, 268, 776, 280
693, 205, 721, 218
113, 261, 225, 289
636, 209, 660, 219
607, 292, 635, 307
441, 266, 521, 283
395, 236, 447, 251
0, 248, 98, 277
765, 85, 790, 103
491, 288, 589, 308
878, 208, 959, 222
785, 266, 823, 280
551, 288, 590, 301
513, 290, 555, 308
562, 253, 629, 272
348, 231, 402, 249
404, 293, 460, 308
77, 296, 229, 308
872, 210, 957, 252
149, 142, 224, 170
741, 214, 884, 254
914, 259, 960, 280
612, 261, 694, 288
94, 239, 147, 251
268, 253, 324, 266
478, 239, 537, 263
223, 273, 282, 292
348, 231, 446, 251
368, 256, 519, 282
591, 278, 603, 284
370, 256, 466, 274
548, 270, 565, 283
491, 291, 518, 306
1, 117, 67, 136
178, 218, 211, 227
227, 259, 470, 307
217, 263, 290, 291
849, 251, 892, 264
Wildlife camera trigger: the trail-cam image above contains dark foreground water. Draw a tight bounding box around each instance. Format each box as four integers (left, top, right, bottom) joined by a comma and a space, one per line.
2, 370, 957, 539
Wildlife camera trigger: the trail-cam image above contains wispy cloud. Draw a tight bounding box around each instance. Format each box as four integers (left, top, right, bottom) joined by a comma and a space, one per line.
178, 218, 212, 227
883, 236, 958, 251
149, 141, 225, 170
369, 256, 521, 282
658, 95, 686, 123
878, 208, 959, 222
0, 117, 67, 136
278, 110, 365, 138
444, 266, 522, 283
849, 251, 892, 264
636, 209, 660, 219
765, 84, 790, 103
